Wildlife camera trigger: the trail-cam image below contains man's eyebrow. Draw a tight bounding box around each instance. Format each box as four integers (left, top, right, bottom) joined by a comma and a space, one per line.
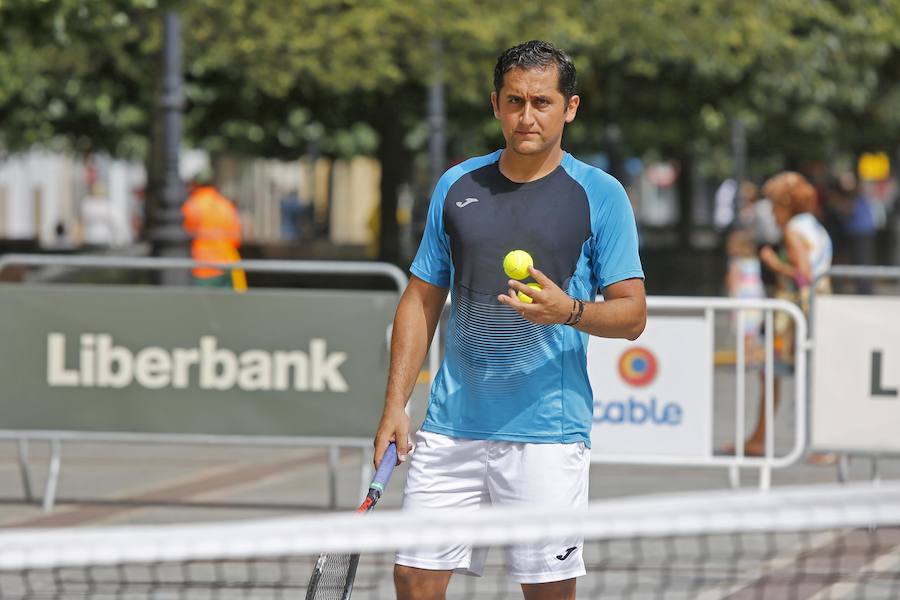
504, 92, 553, 101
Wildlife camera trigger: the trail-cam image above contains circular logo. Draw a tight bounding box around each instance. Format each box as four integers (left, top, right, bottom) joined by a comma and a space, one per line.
617, 347, 658, 387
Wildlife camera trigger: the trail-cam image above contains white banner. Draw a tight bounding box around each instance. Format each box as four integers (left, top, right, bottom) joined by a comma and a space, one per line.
812, 296, 900, 452
588, 314, 713, 459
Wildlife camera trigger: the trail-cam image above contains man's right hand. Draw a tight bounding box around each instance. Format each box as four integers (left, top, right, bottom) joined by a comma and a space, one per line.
373, 407, 410, 469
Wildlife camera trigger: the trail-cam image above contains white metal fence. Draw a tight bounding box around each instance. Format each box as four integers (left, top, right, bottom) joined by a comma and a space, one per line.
428, 295, 807, 490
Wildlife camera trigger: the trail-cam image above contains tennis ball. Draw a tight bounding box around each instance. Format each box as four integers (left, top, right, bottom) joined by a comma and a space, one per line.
503, 250, 533, 280
517, 283, 543, 304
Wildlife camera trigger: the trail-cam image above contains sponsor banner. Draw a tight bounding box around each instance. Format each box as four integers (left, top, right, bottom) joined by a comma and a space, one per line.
588, 314, 712, 459
812, 296, 900, 452
0, 284, 395, 439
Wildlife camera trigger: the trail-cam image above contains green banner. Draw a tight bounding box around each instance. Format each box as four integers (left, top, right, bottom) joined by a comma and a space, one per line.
0, 284, 396, 439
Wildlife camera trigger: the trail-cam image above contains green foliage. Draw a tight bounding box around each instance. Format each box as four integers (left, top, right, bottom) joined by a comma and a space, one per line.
0, 0, 160, 157
3, 0, 900, 169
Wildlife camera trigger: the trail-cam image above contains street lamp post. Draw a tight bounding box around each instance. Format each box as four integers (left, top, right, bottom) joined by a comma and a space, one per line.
152, 10, 190, 285
428, 37, 447, 194
731, 117, 747, 226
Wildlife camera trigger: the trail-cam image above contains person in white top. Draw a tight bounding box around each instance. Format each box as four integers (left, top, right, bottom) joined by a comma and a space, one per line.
80, 183, 117, 247
726, 171, 832, 459
760, 172, 832, 295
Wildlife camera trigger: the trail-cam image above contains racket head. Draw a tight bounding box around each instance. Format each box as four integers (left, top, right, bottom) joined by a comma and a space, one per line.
304, 553, 359, 600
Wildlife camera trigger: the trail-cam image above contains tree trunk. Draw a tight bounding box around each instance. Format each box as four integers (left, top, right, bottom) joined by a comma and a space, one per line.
142, 64, 164, 244
374, 108, 410, 264
676, 153, 693, 249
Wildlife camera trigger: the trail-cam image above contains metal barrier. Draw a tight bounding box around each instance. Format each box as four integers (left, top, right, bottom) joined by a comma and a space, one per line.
0, 254, 407, 511
809, 265, 900, 483
428, 295, 808, 490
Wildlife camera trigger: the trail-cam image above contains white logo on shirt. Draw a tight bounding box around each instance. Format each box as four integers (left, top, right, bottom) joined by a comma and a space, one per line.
455, 198, 479, 208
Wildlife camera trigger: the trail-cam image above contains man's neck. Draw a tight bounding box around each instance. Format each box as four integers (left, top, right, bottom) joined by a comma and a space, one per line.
498, 146, 564, 183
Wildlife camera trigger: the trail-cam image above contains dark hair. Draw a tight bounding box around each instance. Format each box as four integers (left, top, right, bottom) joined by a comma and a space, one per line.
493, 40, 577, 101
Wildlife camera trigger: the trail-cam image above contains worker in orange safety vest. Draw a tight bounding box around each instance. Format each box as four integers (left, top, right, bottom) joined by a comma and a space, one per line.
181, 177, 246, 290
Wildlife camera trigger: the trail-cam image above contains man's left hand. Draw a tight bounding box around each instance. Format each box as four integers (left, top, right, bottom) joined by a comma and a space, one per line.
498, 266, 573, 325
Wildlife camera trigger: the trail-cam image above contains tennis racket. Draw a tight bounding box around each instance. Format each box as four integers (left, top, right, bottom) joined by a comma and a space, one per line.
304, 442, 399, 600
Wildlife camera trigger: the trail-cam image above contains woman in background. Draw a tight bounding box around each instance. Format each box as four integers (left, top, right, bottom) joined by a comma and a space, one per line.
727, 171, 832, 459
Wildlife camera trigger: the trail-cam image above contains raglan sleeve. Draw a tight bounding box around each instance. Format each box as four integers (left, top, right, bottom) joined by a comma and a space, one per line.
591, 179, 644, 289
409, 176, 452, 288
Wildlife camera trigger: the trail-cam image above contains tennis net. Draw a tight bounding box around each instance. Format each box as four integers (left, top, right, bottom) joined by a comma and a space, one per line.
1, 482, 899, 599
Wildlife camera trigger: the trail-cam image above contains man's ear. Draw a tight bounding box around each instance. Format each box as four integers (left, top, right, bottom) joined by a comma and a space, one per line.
491, 91, 500, 119
564, 94, 580, 123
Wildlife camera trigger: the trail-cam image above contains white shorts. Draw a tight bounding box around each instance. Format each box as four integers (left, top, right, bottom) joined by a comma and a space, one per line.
395, 430, 590, 584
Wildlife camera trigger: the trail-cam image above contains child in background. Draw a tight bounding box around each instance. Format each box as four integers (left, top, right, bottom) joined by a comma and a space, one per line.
726, 228, 765, 362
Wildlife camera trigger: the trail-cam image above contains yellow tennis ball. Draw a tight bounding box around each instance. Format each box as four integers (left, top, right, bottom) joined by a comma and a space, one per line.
517, 283, 543, 304
503, 250, 533, 280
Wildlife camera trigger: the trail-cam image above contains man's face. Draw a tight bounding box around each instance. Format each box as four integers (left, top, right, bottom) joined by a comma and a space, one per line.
491, 66, 579, 157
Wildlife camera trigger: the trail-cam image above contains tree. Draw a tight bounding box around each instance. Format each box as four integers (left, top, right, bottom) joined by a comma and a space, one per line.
0, 0, 159, 158
4, 1, 900, 258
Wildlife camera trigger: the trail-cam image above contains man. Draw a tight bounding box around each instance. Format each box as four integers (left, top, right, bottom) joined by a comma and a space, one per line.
181, 173, 245, 290
373, 40, 646, 600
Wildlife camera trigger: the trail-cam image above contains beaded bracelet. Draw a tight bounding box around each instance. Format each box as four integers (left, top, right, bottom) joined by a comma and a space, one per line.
563, 298, 578, 325
568, 299, 585, 326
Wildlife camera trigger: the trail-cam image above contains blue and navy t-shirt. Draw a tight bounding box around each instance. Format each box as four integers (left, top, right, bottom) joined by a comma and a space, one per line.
411, 150, 644, 447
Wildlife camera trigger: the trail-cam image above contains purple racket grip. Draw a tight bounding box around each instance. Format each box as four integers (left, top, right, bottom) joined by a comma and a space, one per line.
370, 442, 398, 494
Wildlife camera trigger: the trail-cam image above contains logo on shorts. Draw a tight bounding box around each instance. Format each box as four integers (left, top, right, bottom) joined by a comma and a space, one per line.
455, 197, 479, 208
617, 347, 658, 387
555, 546, 578, 561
